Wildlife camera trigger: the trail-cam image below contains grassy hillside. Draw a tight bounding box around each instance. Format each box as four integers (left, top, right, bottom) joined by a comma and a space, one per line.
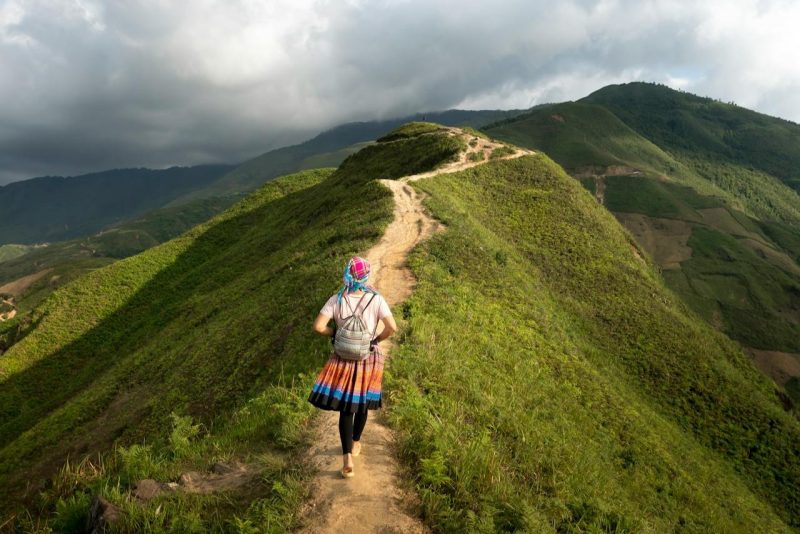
485, 99, 800, 384
389, 155, 799, 531
3, 124, 798, 531
0, 131, 463, 530
584, 82, 800, 227
0, 196, 239, 350
0, 165, 233, 246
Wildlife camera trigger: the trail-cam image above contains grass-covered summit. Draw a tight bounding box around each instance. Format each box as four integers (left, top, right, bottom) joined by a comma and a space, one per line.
1, 123, 798, 532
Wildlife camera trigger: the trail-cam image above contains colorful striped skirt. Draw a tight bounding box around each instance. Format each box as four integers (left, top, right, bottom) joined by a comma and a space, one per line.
308, 348, 385, 412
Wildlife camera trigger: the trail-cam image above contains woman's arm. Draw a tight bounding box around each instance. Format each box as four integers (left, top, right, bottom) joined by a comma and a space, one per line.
313, 313, 334, 337
374, 315, 397, 343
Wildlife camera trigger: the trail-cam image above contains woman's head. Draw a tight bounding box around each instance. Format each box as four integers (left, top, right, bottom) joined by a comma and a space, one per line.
338, 256, 372, 300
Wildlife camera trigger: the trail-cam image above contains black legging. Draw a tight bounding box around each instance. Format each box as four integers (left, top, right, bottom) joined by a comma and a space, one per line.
339, 411, 368, 454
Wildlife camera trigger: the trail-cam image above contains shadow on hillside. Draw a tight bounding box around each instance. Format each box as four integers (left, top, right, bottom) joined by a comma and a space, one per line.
0, 175, 340, 505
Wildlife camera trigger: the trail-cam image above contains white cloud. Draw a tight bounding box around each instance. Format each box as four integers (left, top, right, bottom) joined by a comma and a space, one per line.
0, 0, 798, 184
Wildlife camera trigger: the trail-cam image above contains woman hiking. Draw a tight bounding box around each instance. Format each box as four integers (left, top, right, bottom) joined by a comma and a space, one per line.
309, 256, 397, 478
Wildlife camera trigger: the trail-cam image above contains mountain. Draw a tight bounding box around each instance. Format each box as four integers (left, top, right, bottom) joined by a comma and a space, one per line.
0, 165, 234, 246
0, 110, 521, 251
484, 87, 800, 405
584, 82, 800, 192
1, 124, 797, 532
175, 108, 526, 202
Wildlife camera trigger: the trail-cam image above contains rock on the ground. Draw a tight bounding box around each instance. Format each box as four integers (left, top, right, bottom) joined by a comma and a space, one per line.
133, 479, 171, 501
179, 470, 204, 492
86, 495, 122, 533
211, 462, 235, 474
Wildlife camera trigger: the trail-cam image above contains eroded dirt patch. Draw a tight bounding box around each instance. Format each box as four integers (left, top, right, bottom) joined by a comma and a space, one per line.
614, 213, 692, 269
0, 269, 53, 297
747, 348, 800, 386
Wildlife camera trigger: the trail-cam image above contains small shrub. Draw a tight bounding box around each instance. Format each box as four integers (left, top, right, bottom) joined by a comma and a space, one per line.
52, 492, 91, 532
169, 413, 201, 459
118, 443, 163, 482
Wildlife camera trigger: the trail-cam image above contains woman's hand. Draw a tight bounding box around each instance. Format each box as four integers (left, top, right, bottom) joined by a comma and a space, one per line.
313, 313, 334, 338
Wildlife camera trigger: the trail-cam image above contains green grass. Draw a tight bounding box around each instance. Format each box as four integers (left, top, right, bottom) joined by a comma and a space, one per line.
489, 146, 515, 160
296, 142, 374, 170
787, 377, 800, 405
599, 175, 800, 352
676, 154, 800, 226
387, 155, 798, 531
578, 177, 596, 195
467, 151, 485, 163
89, 196, 240, 258
603, 175, 723, 220
486, 102, 682, 176
0, 130, 462, 529
376, 122, 445, 142
676, 226, 800, 352
761, 220, 800, 263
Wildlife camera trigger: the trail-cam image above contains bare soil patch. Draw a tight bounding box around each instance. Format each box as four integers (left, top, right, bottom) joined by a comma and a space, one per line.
614, 213, 692, 269
0, 269, 53, 297
747, 348, 800, 386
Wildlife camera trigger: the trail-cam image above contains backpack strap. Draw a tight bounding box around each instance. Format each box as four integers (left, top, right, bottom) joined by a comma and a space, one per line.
338, 291, 370, 321
362, 293, 380, 340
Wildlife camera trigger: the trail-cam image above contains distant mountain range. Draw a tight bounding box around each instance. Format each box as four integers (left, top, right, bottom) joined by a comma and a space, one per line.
0, 109, 524, 248
0, 165, 234, 245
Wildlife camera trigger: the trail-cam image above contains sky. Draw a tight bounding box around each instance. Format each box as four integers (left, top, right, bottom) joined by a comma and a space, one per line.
1, 0, 799, 185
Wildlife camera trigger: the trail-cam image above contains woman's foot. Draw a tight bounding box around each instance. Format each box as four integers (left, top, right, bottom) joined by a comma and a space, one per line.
352, 441, 362, 457
342, 453, 354, 478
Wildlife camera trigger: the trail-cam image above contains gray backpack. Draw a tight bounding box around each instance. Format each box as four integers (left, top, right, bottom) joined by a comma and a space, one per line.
333, 292, 378, 361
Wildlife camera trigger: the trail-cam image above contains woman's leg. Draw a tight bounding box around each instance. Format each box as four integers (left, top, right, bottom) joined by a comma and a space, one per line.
353, 411, 368, 442
338, 411, 355, 454
351, 411, 368, 456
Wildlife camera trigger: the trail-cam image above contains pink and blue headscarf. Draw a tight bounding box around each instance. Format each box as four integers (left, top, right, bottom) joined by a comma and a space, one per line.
337, 256, 375, 302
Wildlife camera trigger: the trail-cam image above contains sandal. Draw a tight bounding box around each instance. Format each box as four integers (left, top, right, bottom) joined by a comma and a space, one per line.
352, 441, 362, 457
341, 466, 355, 478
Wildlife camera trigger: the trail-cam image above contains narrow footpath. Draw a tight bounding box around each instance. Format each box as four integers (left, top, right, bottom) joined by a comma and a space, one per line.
297, 129, 533, 533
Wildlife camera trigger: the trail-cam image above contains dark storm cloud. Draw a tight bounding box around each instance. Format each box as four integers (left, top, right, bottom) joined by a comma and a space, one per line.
1, 0, 798, 184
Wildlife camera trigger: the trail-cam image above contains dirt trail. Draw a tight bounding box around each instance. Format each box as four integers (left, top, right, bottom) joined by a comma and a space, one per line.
297, 129, 532, 533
